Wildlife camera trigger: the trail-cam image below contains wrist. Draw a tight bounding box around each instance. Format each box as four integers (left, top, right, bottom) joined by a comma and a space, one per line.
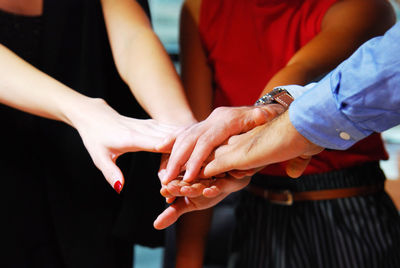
62, 96, 106, 129
170, 113, 197, 127
153, 113, 196, 128
129, 88, 196, 126
261, 112, 320, 164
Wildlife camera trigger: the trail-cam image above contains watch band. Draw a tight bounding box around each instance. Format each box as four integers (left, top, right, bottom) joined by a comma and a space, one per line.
255, 87, 294, 108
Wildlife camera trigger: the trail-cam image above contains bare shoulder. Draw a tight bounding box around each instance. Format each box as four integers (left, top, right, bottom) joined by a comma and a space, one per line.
322, 0, 396, 36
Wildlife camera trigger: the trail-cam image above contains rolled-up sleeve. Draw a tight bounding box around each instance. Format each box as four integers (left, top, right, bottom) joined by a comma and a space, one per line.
289, 22, 400, 150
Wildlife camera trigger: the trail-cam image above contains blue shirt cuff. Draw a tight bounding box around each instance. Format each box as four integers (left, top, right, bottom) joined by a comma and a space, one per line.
288, 75, 372, 150
278, 84, 314, 99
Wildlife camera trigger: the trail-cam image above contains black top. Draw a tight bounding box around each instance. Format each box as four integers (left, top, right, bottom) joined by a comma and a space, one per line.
1, 1, 165, 267
0, 8, 42, 64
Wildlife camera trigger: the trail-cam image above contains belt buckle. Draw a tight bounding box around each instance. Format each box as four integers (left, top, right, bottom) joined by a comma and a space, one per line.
269, 190, 293, 206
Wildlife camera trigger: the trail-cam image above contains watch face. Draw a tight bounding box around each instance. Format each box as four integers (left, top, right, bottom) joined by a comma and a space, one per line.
270, 87, 286, 97
255, 94, 273, 106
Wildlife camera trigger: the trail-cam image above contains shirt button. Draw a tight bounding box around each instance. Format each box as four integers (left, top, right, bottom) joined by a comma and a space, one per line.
339, 132, 351, 140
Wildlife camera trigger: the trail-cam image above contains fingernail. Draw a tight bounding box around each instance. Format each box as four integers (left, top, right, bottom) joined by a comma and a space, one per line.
113, 181, 122, 194
183, 172, 190, 182
161, 174, 168, 185
162, 170, 174, 184
158, 169, 166, 181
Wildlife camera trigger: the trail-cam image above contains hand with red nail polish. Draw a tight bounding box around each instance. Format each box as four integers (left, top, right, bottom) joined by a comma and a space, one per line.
70, 98, 180, 193
113, 181, 123, 194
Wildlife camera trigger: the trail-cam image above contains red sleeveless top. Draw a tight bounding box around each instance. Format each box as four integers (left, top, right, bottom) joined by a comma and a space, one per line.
199, 0, 388, 176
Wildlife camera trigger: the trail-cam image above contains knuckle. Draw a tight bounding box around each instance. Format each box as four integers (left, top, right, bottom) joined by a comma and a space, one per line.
214, 106, 225, 113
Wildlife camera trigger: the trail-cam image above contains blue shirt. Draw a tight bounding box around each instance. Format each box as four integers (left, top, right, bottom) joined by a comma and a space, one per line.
289, 22, 400, 150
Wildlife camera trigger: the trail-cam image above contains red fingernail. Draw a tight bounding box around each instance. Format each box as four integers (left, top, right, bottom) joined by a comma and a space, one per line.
113, 181, 122, 194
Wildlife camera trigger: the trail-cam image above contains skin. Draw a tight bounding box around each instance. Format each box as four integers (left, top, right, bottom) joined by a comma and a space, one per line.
203, 111, 323, 177
154, 175, 251, 229
101, 0, 195, 125
156, 0, 396, 267
0, 0, 43, 16
158, 105, 285, 183
0, 0, 195, 192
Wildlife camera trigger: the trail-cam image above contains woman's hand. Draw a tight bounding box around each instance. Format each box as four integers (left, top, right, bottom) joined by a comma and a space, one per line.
0, 44, 181, 194
154, 175, 251, 230
70, 98, 179, 193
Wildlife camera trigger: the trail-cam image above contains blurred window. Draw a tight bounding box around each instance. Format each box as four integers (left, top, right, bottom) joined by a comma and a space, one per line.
149, 0, 184, 63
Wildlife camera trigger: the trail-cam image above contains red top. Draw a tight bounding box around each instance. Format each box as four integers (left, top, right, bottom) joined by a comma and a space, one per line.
199, 0, 388, 176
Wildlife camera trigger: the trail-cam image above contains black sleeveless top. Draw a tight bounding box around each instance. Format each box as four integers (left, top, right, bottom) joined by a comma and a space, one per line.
0, 8, 42, 64
1, 1, 164, 267
0, 8, 61, 268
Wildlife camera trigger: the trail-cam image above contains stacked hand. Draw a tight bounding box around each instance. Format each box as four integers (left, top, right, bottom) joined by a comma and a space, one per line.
154, 175, 251, 230
157, 104, 285, 184
202, 112, 323, 179
154, 104, 292, 229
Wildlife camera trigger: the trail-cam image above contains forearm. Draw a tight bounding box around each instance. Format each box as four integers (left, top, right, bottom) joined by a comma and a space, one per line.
259, 62, 322, 98
259, 0, 395, 99
101, 0, 194, 125
119, 29, 193, 124
0, 44, 95, 128
176, 209, 213, 268
0, 44, 178, 193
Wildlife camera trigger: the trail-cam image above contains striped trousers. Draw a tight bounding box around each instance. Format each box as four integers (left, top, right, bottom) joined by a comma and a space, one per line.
228, 163, 400, 268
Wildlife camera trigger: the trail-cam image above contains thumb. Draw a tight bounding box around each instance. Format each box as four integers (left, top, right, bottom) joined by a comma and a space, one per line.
255, 104, 286, 121
153, 197, 194, 230
155, 135, 175, 153
285, 156, 312, 178
155, 128, 184, 153
241, 105, 277, 132
202, 157, 232, 178
95, 154, 125, 194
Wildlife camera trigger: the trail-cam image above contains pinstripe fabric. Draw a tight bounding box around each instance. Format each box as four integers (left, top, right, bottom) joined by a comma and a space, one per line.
228, 163, 400, 268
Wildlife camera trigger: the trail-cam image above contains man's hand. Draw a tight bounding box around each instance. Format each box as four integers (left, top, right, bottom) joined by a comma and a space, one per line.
157, 104, 285, 184
154, 175, 250, 230
202, 111, 324, 178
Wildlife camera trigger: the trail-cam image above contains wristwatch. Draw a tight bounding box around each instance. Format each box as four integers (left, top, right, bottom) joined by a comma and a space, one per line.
254, 87, 294, 108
